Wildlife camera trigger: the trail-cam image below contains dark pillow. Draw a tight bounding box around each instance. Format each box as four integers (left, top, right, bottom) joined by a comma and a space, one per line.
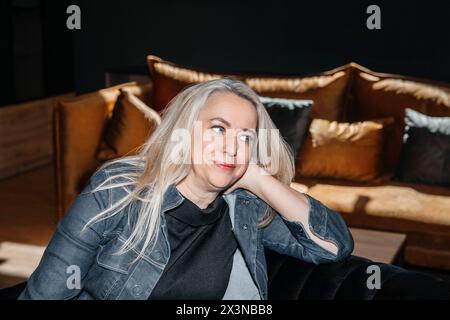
396, 108, 450, 187
259, 96, 313, 158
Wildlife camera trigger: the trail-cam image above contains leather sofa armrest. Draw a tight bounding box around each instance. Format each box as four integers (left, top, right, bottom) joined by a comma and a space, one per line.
54, 95, 110, 221
54, 82, 153, 221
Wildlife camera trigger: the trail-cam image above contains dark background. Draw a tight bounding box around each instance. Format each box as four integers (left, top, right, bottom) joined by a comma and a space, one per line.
1, 0, 449, 106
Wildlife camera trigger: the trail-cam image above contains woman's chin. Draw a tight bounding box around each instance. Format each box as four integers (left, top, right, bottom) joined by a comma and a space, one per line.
209, 177, 235, 191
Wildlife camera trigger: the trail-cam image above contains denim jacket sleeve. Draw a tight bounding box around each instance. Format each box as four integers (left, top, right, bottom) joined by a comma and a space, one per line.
18, 170, 109, 300
261, 193, 354, 264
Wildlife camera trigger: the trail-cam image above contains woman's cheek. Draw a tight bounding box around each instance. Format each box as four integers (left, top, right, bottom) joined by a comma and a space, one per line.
237, 143, 251, 166
202, 139, 220, 163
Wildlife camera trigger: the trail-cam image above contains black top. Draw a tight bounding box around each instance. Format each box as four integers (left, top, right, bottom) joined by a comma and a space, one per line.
148, 192, 238, 300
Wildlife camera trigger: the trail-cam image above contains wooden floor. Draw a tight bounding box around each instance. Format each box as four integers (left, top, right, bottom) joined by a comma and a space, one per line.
0, 164, 56, 245
0, 164, 56, 288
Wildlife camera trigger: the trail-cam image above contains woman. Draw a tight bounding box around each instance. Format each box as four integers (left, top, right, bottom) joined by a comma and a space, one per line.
19, 78, 353, 300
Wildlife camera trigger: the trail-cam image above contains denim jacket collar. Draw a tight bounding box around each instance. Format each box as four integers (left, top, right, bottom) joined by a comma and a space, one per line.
161, 183, 258, 214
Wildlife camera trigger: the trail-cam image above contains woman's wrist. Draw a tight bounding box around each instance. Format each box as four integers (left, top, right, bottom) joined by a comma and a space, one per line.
241, 164, 273, 198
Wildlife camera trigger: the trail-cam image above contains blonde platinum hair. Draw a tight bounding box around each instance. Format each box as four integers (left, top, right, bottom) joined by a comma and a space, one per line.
84, 78, 295, 261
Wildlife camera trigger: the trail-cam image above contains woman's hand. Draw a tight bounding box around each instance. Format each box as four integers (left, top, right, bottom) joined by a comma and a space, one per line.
224, 163, 269, 195
224, 162, 340, 256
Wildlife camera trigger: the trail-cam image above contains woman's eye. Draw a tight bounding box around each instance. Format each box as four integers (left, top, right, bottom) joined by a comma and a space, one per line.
239, 134, 252, 143
211, 126, 225, 134
211, 126, 253, 143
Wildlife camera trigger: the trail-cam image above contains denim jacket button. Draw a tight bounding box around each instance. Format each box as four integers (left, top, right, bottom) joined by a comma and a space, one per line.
132, 285, 142, 296
241, 224, 248, 231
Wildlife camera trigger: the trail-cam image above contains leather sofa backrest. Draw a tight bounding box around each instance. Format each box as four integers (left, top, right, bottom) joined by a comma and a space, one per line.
344, 63, 450, 173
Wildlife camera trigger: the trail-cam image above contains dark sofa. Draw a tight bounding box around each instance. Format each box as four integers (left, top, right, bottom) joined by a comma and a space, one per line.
265, 250, 450, 300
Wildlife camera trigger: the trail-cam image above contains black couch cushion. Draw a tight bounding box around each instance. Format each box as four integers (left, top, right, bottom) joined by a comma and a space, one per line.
260, 96, 313, 159
265, 249, 450, 300
396, 108, 450, 187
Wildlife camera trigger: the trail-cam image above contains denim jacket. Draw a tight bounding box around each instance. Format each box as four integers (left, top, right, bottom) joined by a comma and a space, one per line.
19, 163, 354, 300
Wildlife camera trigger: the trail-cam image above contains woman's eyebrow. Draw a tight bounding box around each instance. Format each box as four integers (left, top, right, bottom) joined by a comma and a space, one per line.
209, 117, 231, 127
209, 117, 253, 132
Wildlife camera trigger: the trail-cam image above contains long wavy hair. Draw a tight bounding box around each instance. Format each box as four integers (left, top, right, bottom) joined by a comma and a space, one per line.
83, 78, 295, 260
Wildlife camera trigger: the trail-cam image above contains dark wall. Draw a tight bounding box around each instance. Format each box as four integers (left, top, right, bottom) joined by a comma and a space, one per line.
41, 0, 75, 97
72, 0, 450, 94
0, 0, 74, 106
2, 0, 449, 101
0, 1, 14, 105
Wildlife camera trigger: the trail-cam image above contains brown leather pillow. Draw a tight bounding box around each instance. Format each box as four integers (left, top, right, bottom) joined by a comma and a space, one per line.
56, 83, 149, 195
147, 55, 223, 111
245, 67, 351, 121
55, 82, 152, 219
296, 117, 394, 182
97, 88, 161, 161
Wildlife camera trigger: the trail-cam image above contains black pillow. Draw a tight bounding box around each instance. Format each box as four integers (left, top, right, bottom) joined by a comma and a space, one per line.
396, 108, 450, 187
259, 96, 313, 158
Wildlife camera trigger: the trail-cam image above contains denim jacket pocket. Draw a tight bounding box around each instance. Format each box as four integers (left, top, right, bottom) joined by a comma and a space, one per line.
96, 237, 136, 275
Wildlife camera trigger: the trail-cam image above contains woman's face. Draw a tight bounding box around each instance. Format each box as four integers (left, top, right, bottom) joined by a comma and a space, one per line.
190, 91, 258, 191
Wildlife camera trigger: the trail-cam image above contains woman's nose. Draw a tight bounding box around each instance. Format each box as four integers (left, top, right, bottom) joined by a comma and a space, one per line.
224, 132, 237, 157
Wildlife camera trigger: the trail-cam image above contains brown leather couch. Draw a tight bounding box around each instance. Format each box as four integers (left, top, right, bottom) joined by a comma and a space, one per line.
54, 58, 450, 270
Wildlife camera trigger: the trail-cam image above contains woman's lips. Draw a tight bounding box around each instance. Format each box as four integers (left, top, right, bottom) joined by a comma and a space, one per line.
214, 162, 236, 170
